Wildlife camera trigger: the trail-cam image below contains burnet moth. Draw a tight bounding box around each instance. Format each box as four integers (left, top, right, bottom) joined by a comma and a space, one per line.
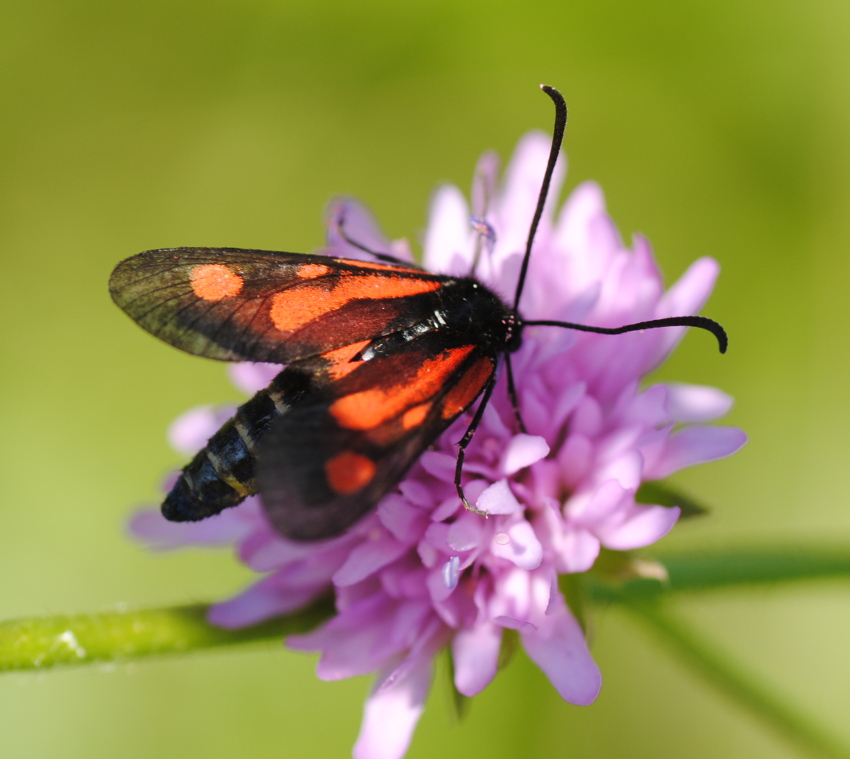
109, 86, 727, 541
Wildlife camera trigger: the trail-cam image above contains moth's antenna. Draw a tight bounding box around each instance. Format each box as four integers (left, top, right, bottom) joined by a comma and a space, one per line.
524, 315, 728, 353
513, 84, 567, 311
513, 86, 729, 356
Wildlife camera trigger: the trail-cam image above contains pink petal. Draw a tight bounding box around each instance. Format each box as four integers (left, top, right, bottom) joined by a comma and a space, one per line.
566, 480, 628, 522
471, 150, 501, 218
521, 599, 601, 705
613, 383, 667, 428
661, 257, 719, 316
491, 520, 543, 570
645, 426, 748, 479
378, 494, 429, 543
570, 395, 603, 437
397, 480, 433, 508
452, 621, 502, 696
664, 383, 735, 422
594, 449, 643, 492
596, 504, 681, 550
418, 450, 455, 482
552, 181, 619, 291
333, 531, 409, 587
238, 532, 299, 571
430, 496, 462, 523
477, 479, 521, 515
446, 512, 486, 551
552, 525, 600, 574
167, 405, 233, 455
426, 561, 456, 604
557, 434, 593, 489
423, 185, 471, 275
227, 363, 282, 395
441, 556, 461, 590
353, 656, 433, 759
501, 434, 550, 475
489, 568, 551, 627
324, 198, 402, 262
127, 507, 255, 549
290, 597, 429, 678
236, 521, 347, 571
493, 132, 564, 259
208, 574, 324, 628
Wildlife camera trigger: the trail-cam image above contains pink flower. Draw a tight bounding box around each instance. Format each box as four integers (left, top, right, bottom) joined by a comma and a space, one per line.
130, 132, 746, 759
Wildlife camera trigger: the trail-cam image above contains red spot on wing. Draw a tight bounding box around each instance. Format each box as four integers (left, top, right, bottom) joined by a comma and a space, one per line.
190, 264, 244, 301
325, 451, 376, 495
402, 403, 431, 430
269, 275, 440, 333
323, 340, 371, 380
297, 263, 331, 279
441, 357, 494, 419
329, 346, 475, 430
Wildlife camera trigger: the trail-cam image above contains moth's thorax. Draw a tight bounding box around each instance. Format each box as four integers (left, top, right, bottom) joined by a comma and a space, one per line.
355, 276, 515, 362
434, 277, 515, 349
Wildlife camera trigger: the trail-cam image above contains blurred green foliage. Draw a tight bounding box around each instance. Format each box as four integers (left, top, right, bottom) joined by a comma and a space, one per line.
1, 0, 849, 757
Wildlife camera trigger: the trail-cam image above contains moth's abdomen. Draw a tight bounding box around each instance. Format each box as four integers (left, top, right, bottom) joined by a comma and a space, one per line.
162, 418, 259, 523
162, 369, 308, 523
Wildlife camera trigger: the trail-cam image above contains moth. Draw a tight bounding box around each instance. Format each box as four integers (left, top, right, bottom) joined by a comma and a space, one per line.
110, 86, 726, 541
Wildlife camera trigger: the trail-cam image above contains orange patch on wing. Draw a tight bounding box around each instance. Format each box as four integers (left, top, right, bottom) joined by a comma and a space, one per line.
441, 357, 494, 419
297, 263, 331, 279
323, 340, 370, 380
330, 346, 474, 430
402, 403, 430, 430
190, 264, 243, 301
269, 275, 440, 333
325, 451, 376, 495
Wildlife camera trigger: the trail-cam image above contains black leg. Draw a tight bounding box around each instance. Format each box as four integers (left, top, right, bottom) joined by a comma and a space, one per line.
454, 374, 497, 515
505, 354, 527, 434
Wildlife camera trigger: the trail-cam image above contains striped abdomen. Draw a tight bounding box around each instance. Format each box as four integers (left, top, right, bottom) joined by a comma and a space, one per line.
162, 369, 311, 522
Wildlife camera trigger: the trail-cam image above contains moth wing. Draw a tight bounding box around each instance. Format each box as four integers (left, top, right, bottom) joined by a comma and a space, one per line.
256, 334, 497, 541
109, 247, 446, 363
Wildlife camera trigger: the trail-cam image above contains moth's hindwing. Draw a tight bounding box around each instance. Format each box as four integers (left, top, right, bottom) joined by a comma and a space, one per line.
257, 331, 497, 540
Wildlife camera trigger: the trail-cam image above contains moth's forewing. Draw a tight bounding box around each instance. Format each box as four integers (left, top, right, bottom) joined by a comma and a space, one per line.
109, 247, 447, 363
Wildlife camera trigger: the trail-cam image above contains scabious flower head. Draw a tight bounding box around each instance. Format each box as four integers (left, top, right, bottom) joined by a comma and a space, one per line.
131, 132, 746, 759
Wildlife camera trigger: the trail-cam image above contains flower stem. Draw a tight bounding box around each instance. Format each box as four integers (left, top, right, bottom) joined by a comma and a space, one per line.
0, 597, 333, 673
585, 545, 850, 603
626, 601, 850, 759
3, 545, 849, 678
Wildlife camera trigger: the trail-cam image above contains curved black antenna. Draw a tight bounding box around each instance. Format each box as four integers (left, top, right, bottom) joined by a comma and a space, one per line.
513, 84, 568, 311
523, 315, 728, 353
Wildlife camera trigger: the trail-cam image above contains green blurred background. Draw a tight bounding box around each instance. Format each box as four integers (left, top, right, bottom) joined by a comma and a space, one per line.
2, 0, 849, 756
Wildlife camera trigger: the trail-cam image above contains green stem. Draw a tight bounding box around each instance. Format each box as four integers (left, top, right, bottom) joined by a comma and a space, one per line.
585, 545, 850, 604
3, 545, 850, 674
0, 597, 333, 673
626, 601, 850, 759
